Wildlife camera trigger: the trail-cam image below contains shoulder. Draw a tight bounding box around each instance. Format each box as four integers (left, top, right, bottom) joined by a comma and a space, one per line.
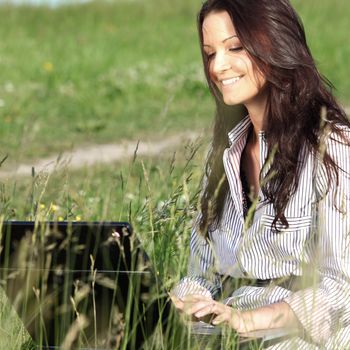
321, 123, 350, 160
313, 123, 350, 197
326, 123, 350, 141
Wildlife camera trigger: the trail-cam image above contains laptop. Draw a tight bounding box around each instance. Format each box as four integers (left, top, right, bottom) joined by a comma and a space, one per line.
0, 221, 168, 350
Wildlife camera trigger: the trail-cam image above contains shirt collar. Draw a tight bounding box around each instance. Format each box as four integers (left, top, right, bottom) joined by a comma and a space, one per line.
227, 115, 265, 146
227, 115, 252, 146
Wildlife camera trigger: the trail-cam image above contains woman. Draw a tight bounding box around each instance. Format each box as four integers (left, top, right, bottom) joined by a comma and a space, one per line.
171, 0, 350, 349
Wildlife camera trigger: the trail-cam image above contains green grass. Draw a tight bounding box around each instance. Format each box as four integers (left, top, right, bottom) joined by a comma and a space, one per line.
0, 0, 213, 161
0, 139, 204, 220
0, 0, 349, 348
0, 141, 208, 349
0, 0, 349, 162
292, 0, 350, 96
0, 137, 206, 289
0, 287, 34, 350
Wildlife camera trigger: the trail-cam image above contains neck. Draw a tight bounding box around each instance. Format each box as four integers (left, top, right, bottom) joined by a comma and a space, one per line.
245, 89, 268, 142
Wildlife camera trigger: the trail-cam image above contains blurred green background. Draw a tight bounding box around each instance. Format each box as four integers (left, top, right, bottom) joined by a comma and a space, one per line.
0, 0, 349, 161
0, 0, 349, 348
0, 0, 349, 258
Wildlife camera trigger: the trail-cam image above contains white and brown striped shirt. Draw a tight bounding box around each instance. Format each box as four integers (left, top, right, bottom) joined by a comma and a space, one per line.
173, 115, 350, 349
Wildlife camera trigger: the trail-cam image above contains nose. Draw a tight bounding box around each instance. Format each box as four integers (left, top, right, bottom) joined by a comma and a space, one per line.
212, 51, 231, 75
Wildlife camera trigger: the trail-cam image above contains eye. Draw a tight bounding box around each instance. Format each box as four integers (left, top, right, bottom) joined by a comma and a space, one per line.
205, 52, 215, 60
229, 46, 243, 53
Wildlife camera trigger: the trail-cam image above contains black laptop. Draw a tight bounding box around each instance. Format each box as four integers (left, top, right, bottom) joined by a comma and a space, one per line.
0, 221, 168, 350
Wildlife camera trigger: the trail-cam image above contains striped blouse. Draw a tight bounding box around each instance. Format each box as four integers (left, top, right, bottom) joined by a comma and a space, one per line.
173, 115, 350, 349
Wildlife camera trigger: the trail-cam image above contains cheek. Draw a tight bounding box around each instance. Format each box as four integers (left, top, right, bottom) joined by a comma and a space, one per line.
208, 62, 216, 82
234, 56, 248, 72
208, 67, 221, 93
250, 70, 266, 90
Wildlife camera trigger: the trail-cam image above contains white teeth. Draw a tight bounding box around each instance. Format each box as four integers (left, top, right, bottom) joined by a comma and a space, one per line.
221, 76, 241, 86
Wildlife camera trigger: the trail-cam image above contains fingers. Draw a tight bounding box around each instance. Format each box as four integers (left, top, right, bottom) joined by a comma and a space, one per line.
182, 301, 212, 316
170, 294, 213, 313
193, 300, 234, 320
212, 309, 245, 332
193, 301, 218, 318
211, 313, 229, 325
170, 294, 246, 331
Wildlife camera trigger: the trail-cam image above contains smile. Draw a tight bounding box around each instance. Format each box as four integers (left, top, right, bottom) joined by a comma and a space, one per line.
221, 76, 242, 86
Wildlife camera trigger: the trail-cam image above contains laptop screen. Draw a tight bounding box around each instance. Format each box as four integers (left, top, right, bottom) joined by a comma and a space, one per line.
0, 221, 162, 349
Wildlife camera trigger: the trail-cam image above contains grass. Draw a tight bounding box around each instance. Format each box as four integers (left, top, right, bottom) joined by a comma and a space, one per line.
0, 0, 349, 348
1, 138, 205, 291
0, 0, 213, 161
292, 0, 350, 94
0, 141, 210, 349
0, 287, 34, 349
0, 0, 349, 162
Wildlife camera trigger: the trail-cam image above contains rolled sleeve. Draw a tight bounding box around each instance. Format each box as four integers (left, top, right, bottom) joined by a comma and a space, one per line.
284, 128, 350, 344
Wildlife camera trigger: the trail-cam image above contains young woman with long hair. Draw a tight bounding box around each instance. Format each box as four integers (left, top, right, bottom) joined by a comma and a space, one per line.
171, 0, 350, 348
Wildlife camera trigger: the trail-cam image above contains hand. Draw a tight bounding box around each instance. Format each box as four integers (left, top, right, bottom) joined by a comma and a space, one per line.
186, 296, 247, 332
170, 294, 215, 323
171, 295, 300, 335
170, 294, 247, 332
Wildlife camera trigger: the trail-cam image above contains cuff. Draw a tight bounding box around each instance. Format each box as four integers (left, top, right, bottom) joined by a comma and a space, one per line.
171, 277, 214, 299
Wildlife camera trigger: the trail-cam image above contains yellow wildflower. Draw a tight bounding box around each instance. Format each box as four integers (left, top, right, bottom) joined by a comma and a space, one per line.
43, 62, 54, 73
50, 204, 59, 212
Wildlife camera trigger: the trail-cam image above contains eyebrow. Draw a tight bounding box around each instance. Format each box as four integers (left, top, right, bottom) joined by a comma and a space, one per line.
203, 35, 238, 48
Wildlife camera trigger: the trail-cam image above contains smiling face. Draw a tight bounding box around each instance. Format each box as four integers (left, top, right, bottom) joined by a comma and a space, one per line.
202, 11, 267, 111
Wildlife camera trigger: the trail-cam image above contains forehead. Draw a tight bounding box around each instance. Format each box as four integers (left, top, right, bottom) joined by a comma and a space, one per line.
202, 11, 237, 44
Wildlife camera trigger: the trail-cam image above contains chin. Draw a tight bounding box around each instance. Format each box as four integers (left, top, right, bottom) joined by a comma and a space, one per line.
222, 96, 240, 106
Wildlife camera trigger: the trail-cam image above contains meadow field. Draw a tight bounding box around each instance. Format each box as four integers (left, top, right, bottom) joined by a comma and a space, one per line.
0, 0, 349, 348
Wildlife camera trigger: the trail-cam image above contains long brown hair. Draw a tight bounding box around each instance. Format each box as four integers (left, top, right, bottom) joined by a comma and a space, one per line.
198, 0, 350, 235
